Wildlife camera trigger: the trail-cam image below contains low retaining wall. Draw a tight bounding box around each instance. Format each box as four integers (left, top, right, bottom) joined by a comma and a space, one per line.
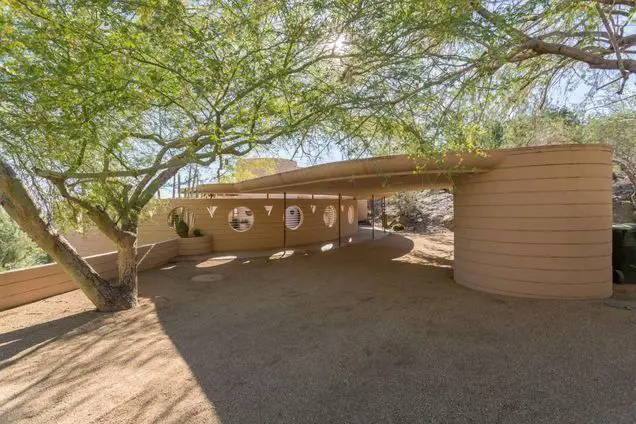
0, 239, 178, 311
178, 235, 213, 256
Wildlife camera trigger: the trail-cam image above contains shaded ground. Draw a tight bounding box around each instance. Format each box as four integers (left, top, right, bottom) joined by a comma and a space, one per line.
2, 232, 636, 424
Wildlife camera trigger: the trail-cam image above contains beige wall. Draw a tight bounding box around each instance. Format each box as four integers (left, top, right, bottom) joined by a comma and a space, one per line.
1, 199, 357, 311
167, 198, 358, 252
66, 198, 358, 256
0, 239, 178, 311
453, 144, 612, 299
65, 212, 179, 256
357, 200, 368, 222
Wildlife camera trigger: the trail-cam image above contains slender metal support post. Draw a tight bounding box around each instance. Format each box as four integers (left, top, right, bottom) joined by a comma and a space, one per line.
338, 193, 342, 247
283, 192, 287, 251
382, 196, 387, 233
371, 194, 375, 240
177, 173, 181, 198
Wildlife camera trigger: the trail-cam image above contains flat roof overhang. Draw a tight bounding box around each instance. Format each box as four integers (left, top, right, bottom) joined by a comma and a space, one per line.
197, 150, 510, 198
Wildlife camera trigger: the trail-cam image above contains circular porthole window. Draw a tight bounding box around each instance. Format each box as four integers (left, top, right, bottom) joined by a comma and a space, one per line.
285, 205, 303, 230
168, 207, 195, 237
228, 206, 254, 232
323, 205, 336, 228
347, 205, 355, 224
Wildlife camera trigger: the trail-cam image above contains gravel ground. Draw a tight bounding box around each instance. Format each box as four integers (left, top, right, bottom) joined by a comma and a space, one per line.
1, 232, 636, 424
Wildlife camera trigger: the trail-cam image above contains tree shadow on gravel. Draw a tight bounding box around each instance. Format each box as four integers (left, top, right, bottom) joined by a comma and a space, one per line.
0, 311, 99, 364
149, 232, 636, 424
147, 233, 479, 423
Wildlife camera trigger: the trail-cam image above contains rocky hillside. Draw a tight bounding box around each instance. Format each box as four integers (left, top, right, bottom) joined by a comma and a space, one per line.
377, 173, 634, 235
380, 190, 454, 234
613, 172, 635, 224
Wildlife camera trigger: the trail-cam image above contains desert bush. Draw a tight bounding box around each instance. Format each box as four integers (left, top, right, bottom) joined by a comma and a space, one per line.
0, 210, 50, 271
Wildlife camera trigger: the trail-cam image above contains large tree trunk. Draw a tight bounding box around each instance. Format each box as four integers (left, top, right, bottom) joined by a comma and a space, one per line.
0, 159, 136, 312
114, 224, 139, 308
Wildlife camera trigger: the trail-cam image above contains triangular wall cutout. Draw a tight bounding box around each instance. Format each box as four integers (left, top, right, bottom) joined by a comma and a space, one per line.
264, 205, 273, 216
341, 205, 345, 212
310, 205, 316, 214
207, 206, 217, 218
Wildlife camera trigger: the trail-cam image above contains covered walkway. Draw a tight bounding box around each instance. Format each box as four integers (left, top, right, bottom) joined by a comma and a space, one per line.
199, 144, 614, 299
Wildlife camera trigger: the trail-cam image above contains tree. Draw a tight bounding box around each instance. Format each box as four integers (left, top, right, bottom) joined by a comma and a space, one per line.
493, 107, 586, 148
473, 1, 636, 92
1, 159, 134, 310
474, 107, 636, 205
585, 111, 636, 204
1, 0, 353, 310
321, 0, 635, 158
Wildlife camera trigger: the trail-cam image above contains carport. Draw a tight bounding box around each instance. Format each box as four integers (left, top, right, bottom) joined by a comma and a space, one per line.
198, 144, 613, 299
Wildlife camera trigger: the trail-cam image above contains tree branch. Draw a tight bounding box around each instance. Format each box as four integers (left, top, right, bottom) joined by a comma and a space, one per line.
525, 38, 636, 73
474, 3, 636, 74
48, 177, 128, 243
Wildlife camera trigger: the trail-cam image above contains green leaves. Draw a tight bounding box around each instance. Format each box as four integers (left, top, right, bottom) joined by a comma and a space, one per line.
0, 209, 50, 271
1, 0, 356, 232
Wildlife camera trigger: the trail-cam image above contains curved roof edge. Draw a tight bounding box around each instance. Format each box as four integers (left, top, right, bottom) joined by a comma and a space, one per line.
197, 144, 611, 197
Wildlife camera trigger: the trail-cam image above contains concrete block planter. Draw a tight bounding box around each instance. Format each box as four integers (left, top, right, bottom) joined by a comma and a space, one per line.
178, 235, 213, 256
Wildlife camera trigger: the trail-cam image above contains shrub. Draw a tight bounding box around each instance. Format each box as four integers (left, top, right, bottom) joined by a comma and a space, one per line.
0, 210, 50, 271
192, 228, 204, 237
392, 223, 405, 231
175, 220, 189, 238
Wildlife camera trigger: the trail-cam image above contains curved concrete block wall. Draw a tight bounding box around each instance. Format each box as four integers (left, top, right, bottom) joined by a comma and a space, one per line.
66, 198, 358, 256
453, 145, 613, 299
